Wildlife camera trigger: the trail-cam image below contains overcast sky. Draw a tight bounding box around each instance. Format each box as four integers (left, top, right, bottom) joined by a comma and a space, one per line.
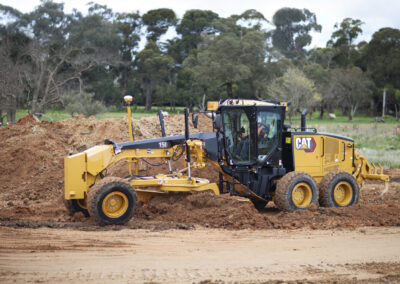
2, 0, 400, 48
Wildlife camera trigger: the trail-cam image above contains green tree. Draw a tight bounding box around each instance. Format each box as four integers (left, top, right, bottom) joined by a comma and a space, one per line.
11, 1, 122, 117
116, 12, 142, 95
192, 17, 268, 100
326, 67, 373, 120
327, 18, 364, 67
68, 3, 123, 105
365, 28, 400, 89
265, 67, 320, 123
308, 47, 337, 70
303, 63, 329, 118
270, 7, 321, 59
0, 45, 22, 124
0, 4, 26, 123
135, 41, 174, 111
175, 9, 219, 61
358, 28, 400, 118
142, 8, 177, 42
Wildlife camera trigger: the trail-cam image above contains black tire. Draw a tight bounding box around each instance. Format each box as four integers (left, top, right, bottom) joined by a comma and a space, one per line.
251, 199, 268, 211
319, 171, 359, 207
63, 198, 90, 217
88, 177, 137, 225
274, 171, 318, 211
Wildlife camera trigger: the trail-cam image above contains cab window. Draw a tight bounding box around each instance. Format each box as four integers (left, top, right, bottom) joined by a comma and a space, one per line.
222, 109, 253, 164
257, 111, 281, 157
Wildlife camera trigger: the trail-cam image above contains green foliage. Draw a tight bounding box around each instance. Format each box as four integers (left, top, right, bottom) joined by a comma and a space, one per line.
365, 27, 400, 89
191, 17, 268, 99
1, 2, 399, 122
63, 92, 106, 117
175, 9, 219, 61
326, 67, 373, 120
265, 67, 320, 122
142, 8, 177, 42
135, 40, 174, 110
328, 18, 364, 47
327, 18, 364, 67
270, 8, 321, 58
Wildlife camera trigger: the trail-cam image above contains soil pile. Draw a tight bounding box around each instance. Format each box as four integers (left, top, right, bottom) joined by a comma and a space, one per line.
0, 114, 399, 231
133, 183, 400, 230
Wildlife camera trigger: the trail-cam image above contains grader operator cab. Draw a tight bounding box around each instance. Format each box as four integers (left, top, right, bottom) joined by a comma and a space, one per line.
64, 98, 389, 225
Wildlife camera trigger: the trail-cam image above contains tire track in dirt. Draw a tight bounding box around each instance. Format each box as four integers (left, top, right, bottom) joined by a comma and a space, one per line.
0, 226, 399, 283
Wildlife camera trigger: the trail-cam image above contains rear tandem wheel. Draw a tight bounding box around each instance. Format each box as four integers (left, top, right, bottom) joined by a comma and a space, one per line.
319, 171, 359, 207
274, 171, 318, 211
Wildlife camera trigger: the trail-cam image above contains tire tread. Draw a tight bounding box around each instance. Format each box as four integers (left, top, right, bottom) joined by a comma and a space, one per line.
275, 171, 318, 211
319, 171, 359, 207
88, 177, 137, 225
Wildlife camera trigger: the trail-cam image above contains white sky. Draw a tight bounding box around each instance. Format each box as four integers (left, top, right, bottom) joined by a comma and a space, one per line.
2, 0, 400, 48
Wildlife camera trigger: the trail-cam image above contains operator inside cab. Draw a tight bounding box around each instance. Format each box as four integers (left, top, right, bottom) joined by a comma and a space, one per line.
257, 112, 279, 158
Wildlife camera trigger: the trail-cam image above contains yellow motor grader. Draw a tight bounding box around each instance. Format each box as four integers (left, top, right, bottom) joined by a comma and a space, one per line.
64, 96, 389, 225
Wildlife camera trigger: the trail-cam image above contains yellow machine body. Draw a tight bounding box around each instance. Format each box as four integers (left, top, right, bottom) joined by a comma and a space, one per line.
290, 133, 388, 191
292, 134, 354, 183
64, 139, 219, 203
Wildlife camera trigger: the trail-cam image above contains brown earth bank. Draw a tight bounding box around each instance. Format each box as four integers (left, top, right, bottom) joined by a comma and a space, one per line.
0, 115, 399, 231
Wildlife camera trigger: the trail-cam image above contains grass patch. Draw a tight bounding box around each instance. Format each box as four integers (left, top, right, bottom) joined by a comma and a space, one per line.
359, 148, 400, 168
289, 111, 398, 125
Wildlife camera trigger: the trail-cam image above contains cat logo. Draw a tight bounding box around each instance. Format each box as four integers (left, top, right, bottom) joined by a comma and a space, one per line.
295, 137, 316, 152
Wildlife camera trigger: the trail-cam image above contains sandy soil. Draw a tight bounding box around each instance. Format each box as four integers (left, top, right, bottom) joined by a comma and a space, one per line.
0, 226, 399, 283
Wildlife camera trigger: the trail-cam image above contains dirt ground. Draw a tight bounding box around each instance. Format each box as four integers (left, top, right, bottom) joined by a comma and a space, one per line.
0, 114, 399, 283
0, 226, 399, 283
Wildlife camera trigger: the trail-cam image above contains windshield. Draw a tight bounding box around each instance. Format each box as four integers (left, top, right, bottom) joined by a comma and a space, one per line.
222, 108, 255, 164
257, 111, 281, 159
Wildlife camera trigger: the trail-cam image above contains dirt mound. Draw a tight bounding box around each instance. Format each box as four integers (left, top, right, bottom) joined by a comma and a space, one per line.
132, 184, 400, 230
136, 192, 260, 229
0, 113, 399, 231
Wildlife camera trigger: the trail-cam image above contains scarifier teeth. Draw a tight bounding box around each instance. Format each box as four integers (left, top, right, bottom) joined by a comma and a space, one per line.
371, 162, 377, 174
377, 163, 384, 175
380, 181, 389, 197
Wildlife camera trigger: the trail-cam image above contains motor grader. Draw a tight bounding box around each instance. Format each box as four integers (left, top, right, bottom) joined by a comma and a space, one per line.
64, 97, 389, 225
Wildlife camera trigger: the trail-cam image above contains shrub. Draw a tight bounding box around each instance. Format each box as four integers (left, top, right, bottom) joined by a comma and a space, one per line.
107, 105, 120, 112
63, 92, 106, 117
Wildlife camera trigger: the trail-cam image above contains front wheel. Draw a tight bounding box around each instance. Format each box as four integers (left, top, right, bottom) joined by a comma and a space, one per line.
274, 172, 318, 211
319, 171, 359, 207
88, 177, 137, 225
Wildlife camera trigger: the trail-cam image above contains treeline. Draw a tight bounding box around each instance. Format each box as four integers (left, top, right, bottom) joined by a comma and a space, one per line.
1, 1, 399, 123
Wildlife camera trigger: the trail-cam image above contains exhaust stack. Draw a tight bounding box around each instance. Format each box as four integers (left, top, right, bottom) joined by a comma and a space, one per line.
301, 109, 308, 131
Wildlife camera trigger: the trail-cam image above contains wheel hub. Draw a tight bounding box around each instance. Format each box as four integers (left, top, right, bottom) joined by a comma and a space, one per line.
293, 188, 305, 202
333, 182, 353, 206
102, 191, 129, 218
334, 187, 345, 200
291, 182, 312, 208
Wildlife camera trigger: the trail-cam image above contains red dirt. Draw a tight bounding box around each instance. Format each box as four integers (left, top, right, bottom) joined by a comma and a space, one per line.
0, 114, 399, 231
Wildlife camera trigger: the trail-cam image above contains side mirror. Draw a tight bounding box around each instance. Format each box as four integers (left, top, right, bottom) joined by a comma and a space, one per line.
213, 114, 221, 131
192, 114, 199, 129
